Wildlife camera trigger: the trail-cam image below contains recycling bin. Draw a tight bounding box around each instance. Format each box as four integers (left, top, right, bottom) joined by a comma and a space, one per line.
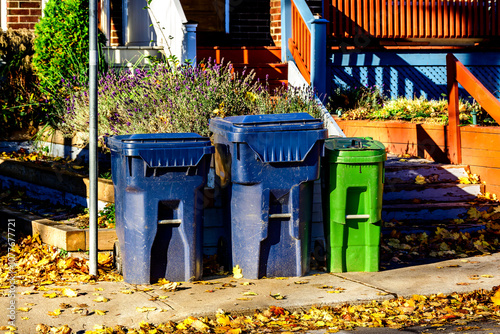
321, 137, 386, 272
209, 113, 327, 279
106, 133, 214, 284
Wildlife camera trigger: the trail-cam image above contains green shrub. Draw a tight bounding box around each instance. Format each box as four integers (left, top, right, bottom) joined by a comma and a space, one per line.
32, 0, 106, 96
328, 85, 492, 125
0, 29, 47, 137
327, 85, 385, 116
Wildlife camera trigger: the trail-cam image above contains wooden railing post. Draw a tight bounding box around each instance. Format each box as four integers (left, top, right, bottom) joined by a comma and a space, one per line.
446, 53, 462, 164
310, 17, 328, 99
281, 0, 293, 62
184, 22, 198, 66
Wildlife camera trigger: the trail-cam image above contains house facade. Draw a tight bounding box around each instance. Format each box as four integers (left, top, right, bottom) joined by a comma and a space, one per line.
3, 0, 500, 99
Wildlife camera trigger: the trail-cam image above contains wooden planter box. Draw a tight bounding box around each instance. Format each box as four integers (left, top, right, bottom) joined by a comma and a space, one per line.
336, 119, 500, 196
1, 205, 117, 251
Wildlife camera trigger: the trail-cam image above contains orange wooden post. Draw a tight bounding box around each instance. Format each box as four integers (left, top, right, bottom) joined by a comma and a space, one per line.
405, 0, 410, 37
444, 0, 449, 37
388, 0, 393, 38
437, 0, 443, 37
446, 53, 462, 165
431, 0, 436, 37
376, 0, 381, 37
461, 0, 466, 37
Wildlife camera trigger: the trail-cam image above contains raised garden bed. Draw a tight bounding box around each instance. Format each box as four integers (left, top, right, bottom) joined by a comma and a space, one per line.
0, 189, 117, 251
335, 119, 500, 196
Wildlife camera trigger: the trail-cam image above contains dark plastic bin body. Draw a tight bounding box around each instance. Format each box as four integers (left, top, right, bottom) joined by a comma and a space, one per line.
321, 137, 386, 273
106, 133, 214, 284
209, 113, 327, 279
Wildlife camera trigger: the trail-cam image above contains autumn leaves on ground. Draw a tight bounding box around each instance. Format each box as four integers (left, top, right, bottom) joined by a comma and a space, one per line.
1, 226, 500, 333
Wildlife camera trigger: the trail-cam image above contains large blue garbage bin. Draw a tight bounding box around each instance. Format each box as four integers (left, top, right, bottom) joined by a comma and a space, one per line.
106, 133, 214, 284
209, 113, 327, 279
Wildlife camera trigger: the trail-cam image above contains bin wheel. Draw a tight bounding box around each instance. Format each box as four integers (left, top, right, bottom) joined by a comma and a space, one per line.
113, 241, 122, 275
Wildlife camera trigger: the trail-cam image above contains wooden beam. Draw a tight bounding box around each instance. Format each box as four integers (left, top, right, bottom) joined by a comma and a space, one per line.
446, 53, 462, 164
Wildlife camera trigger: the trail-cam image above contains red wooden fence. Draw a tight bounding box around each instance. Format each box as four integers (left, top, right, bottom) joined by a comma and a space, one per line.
327, 0, 500, 39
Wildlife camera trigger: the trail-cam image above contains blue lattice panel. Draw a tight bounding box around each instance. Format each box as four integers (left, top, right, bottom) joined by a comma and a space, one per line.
329, 52, 500, 101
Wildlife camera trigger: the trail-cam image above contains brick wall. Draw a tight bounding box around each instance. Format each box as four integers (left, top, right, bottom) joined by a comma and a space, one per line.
7, 0, 42, 30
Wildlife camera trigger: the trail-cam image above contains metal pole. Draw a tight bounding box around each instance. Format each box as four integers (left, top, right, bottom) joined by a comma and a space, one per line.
89, 0, 98, 276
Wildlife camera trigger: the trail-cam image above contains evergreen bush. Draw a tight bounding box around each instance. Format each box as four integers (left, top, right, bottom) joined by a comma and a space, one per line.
32, 0, 106, 96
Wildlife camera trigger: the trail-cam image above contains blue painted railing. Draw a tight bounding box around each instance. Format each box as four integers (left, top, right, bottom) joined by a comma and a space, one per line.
281, 0, 328, 97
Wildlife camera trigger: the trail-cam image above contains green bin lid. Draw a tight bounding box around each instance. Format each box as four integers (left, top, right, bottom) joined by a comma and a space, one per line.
325, 137, 386, 163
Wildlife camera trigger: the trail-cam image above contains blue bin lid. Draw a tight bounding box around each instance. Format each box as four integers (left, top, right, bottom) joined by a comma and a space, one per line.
209, 113, 324, 134
105, 133, 214, 168
209, 113, 327, 163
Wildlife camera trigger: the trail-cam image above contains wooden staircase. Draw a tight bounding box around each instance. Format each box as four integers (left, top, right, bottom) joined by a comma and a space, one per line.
382, 154, 493, 224
197, 46, 288, 92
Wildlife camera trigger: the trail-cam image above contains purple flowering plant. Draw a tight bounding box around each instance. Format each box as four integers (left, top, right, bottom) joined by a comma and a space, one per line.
56, 60, 321, 141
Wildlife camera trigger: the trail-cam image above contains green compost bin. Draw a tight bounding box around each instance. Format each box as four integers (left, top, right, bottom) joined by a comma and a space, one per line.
322, 137, 386, 272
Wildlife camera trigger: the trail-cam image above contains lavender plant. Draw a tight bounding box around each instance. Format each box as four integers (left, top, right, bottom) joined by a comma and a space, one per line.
56, 61, 322, 141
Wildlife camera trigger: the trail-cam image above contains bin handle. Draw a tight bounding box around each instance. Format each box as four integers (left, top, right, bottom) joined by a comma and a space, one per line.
158, 219, 182, 225
345, 214, 370, 220
269, 213, 292, 220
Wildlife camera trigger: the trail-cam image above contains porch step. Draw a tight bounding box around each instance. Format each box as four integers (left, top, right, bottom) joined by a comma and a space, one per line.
385, 164, 470, 184
383, 183, 482, 203
382, 154, 494, 223
197, 46, 282, 64
197, 46, 288, 91
382, 202, 494, 223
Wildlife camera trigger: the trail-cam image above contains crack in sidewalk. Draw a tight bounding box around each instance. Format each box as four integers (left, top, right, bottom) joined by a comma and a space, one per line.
330, 273, 398, 299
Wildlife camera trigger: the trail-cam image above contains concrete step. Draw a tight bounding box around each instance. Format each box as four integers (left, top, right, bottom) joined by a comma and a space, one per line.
197, 46, 288, 90
383, 183, 483, 203
382, 202, 495, 223
232, 63, 288, 81
381, 153, 490, 223
385, 164, 470, 185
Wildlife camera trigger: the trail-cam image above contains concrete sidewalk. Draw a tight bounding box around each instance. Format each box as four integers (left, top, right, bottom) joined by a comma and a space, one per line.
2, 252, 500, 333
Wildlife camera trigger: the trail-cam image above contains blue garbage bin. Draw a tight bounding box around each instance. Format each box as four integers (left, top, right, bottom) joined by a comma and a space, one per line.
209, 113, 327, 279
106, 133, 214, 284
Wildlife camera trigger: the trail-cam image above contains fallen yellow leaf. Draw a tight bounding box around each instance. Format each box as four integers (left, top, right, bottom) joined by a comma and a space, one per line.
43, 292, 58, 298
48, 309, 62, 317
93, 296, 109, 302
94, 309, 107, 315
491, 290, 500, 305
136, 307, 157, 313
233, 265, 243, 279
62, 288, 78, 297
120, 290, 134, 294
270, 292, 285, 300
415, 175, 426, 185
17, 307, 31, 312
242, 291, 257, 296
